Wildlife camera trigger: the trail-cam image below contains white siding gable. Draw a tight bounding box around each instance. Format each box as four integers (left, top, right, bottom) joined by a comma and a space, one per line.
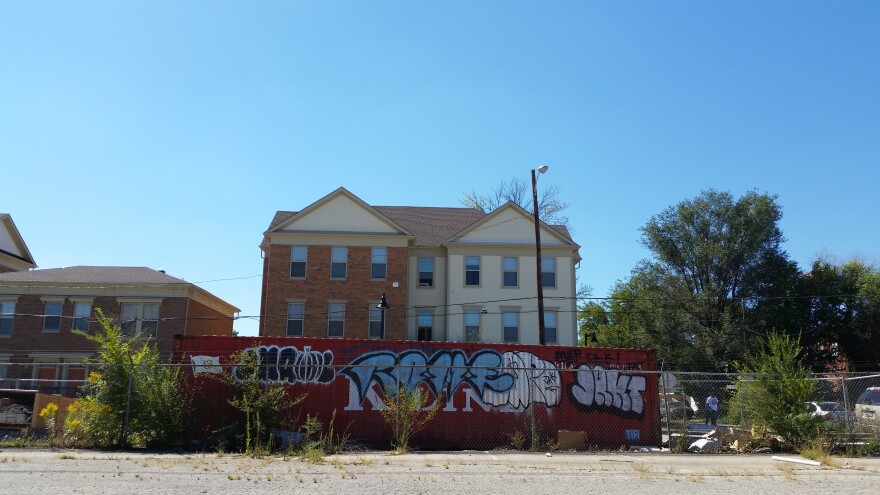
453, 208, 568, 246
0, 223, 21, 256
277, 195, 401, 234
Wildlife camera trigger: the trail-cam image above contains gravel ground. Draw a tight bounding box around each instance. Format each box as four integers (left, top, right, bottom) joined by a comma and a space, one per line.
1, 449, 879, 495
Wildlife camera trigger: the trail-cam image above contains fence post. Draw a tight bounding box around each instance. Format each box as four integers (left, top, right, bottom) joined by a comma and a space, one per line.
529, 362, 538, 451
840, 375, 851, 432
122, 367, 132, 447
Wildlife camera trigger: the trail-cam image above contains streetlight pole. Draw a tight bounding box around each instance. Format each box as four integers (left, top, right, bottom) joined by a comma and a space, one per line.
532, 165, 548, 345
377, 293, 389, 339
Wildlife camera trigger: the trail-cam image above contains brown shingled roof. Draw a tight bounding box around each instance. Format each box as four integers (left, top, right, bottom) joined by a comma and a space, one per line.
0, 266, 189, 285
373, 206, 486, 246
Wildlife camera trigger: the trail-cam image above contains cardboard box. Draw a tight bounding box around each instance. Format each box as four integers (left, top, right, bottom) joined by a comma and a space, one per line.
557, 430, 587, 450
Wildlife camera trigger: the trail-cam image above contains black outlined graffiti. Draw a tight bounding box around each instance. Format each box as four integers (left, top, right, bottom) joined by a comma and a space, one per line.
233, 345, 335, 384
567, 364, 646, 416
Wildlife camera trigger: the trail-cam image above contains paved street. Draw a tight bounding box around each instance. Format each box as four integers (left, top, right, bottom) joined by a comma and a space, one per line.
1, 449, 878, 495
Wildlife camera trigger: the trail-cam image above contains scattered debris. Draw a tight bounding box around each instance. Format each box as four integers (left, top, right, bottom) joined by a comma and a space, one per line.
688, 438, 720, 453
772, 456, 820, 467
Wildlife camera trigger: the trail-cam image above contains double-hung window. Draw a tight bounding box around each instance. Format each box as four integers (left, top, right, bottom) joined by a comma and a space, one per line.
120, 302, 160, 339
417, 311, 433, 341
465, 256, 480, 286
418, 257, 434, 287
541, 258, 557, 288
371, 248, 387, 280
287, 303, 304, 337
464, 310, 481, 342
0, 301, 14, 336
72, 302, 91, 331
327, 303, 345, 337
544, 311, 558, 344
43, 301, 63, 332
502, 311, 519, 343
331, 247, 348, 279
290, 246, 308, 278
502, 257, 518, 287
369, 304, 384, 339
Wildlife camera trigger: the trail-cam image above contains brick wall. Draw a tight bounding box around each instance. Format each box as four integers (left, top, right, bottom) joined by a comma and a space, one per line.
185, 299, 235, 337
0, 294, 196, 378
261, 244, 408, 340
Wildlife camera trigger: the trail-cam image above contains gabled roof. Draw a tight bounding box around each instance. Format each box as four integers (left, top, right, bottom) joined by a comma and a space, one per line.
266, 190, 576, 248
0, 266, 188, 284
265, 188, 412, 236
374, 206, 486, 247
445, 201, 579, 247
0, 213, 37, 270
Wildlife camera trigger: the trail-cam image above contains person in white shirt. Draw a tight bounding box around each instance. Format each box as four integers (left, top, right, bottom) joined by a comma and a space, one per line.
705, 395, 719, 426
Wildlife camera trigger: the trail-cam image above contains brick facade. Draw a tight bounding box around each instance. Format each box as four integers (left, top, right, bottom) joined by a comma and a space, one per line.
0, 293, 233, 388
260, 244, 408, 340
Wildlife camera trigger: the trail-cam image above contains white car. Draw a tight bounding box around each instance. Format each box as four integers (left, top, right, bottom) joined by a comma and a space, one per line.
855, 387, 880, 424
805, 401, 847, 425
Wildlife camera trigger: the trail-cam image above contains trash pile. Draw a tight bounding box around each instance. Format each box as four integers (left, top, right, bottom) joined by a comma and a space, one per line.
0, 398, 33, 425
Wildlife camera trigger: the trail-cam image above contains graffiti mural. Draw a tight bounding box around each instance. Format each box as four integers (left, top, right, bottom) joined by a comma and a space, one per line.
233, 345, 335, 385
567, 364, 646, 416
482, 352, 561, 410
338, 349, 517, 405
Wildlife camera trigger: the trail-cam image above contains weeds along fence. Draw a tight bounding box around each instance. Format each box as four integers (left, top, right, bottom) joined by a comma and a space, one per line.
2, 360, 879, 451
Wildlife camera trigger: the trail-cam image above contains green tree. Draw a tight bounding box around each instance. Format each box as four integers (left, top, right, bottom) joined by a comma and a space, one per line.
798, 259, 880, 371
65, 309, 190, 448
581, 190, 800, 370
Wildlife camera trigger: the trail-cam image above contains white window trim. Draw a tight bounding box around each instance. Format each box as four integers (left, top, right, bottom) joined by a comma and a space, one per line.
117, 299, 162, 339
501, 256, 519, 288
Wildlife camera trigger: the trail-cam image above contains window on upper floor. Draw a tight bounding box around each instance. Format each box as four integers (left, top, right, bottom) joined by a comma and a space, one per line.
120, 302, 159, 339
287, 303, 304, 337
418, 257, 434, 287
544, 311, 558, 344
43, 302, 63, 332
328, 303, 345, 337
464, 309, 481, 342
290, 246, 308, 278
331, 247, 348, 279
417, 311, 433, 341
503, 311, 519, 343
72, 302, 91, 332
0, 301, 14, 336
465, 256, 480, 286
541, 257, 557, 288
371, 247, 387, 280
502, 257, 518, 287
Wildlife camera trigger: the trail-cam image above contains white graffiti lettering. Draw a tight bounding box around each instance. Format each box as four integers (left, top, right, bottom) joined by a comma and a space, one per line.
567, 364, 646, 415
482, 352, 561, 410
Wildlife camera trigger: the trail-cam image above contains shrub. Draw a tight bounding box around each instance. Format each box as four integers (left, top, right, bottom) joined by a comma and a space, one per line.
65, 309, 191, 448
730, 331, 824, 450
380, 384, 441, 453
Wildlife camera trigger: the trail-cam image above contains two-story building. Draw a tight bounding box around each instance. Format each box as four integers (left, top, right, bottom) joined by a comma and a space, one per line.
0, 266, 240, 392
259, 188, 581, 345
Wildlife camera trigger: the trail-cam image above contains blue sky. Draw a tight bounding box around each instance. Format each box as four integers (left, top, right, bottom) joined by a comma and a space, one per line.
2, 2, 878, 336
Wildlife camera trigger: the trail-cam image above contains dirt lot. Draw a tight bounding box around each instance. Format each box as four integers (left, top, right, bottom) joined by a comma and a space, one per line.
1, 449, 879, 495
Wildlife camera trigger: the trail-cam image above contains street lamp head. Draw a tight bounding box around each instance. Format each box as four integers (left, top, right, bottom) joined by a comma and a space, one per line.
377, 293, 389, 310
536, 164, 549, 174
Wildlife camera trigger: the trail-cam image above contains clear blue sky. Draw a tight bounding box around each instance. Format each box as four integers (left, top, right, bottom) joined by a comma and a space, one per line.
2, 2, 878, 337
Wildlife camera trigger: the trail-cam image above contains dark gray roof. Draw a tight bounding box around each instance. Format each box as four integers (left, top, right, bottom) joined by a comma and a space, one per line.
0, 266, 189, 285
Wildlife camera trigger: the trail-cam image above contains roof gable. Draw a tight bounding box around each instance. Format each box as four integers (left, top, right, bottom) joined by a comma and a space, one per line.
447, 202, 576, 246
0, 213, 36, 270
266, 188, 411, 236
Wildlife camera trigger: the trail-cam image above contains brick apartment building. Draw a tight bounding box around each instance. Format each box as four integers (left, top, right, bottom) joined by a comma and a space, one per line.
259, 188, 581, 345
0, 266, 240, 392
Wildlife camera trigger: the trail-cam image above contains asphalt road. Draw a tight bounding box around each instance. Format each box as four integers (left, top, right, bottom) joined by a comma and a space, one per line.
1, 449, 879, 495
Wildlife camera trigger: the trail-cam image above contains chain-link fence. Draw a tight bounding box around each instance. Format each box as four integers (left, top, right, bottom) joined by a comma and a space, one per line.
3, 360, 879, 451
